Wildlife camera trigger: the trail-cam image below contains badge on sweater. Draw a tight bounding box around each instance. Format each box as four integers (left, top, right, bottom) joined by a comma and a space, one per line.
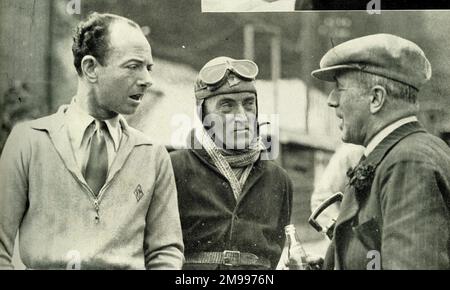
134, 184, 144, 202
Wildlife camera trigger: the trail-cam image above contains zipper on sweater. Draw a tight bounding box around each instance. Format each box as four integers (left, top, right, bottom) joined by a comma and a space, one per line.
93, 200, 100, 224
89, 181, 113, 224
80, 181, 110, 224
67, 164, 117, 224
82, 183, 102, 224
85, 164, 122, 224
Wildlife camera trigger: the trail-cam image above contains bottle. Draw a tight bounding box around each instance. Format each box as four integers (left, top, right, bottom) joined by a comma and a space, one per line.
284, 224, 309, 270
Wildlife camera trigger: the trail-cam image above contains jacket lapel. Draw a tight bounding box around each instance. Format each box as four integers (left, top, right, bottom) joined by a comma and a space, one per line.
364, 121, 426, 167
334, 185, 359, 228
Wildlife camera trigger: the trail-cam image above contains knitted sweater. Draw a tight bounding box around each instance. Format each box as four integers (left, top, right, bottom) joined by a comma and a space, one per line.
0, 108, 184, 269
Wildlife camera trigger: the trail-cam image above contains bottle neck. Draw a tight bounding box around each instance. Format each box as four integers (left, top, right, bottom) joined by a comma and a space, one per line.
285, 226, 300, 244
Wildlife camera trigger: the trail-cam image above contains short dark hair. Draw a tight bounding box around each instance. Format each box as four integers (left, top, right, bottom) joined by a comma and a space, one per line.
72, 12, 140, 76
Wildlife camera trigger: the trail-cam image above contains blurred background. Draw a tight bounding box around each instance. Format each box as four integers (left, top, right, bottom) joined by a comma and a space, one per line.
2, 0, 450, 267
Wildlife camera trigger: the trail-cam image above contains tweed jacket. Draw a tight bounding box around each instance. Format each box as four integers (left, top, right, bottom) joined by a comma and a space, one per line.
324, 122, 450, 270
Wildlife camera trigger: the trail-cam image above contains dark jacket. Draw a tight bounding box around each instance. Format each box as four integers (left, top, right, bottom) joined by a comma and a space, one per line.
324, 122, 450, 270
170, 147, 293, 269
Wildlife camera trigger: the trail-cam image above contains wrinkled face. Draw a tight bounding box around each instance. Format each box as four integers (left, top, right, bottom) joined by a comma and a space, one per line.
94, 21, 153, 117
203, 92, 257, 150
328, 71, 370, 145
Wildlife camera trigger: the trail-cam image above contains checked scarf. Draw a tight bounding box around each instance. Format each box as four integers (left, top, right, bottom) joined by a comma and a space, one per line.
195, 127, 265, 201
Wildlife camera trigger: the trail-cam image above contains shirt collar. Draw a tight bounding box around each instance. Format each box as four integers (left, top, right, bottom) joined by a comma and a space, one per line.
103, 115, 121, 152
65, 98, 122, 152
364, 115, 418, 157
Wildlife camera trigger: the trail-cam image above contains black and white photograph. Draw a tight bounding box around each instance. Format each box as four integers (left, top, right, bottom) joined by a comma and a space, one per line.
0, 0, 449, 276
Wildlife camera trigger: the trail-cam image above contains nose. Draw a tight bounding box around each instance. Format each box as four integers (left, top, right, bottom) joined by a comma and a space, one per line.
137, 69, 152, 89
229, 106, 248, 129
233, 104, 248, 121
327, 89, 339, 108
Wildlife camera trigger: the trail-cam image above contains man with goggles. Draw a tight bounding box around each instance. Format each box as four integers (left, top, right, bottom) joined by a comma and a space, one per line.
170, 56, 293, 269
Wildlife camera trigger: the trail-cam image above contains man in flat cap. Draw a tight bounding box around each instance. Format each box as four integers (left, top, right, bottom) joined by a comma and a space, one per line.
312, 33, 450, 270
0, 12, 184, 269
170, 56, 293, 269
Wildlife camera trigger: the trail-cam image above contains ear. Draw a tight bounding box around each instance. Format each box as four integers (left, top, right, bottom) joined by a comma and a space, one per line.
369, 85, 386, 114
80, 55, 99, 83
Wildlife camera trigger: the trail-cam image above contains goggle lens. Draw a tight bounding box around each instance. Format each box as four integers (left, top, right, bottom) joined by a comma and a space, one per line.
199, 60, 259, 85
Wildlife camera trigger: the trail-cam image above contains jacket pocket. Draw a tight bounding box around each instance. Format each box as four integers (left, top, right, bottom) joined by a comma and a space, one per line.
352, 217, 381, 251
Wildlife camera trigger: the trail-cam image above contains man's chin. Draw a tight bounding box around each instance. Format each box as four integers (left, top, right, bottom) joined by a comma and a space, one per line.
341, 133, 363, 146
118, 107, 139, 115
340, 130, 352, 144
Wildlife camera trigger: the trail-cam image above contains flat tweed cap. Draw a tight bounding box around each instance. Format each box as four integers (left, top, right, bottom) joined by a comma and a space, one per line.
311, 33, 432, 90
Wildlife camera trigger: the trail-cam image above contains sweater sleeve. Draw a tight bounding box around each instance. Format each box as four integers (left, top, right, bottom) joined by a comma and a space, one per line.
143, 145, 184, 269
0, 124, 30, 269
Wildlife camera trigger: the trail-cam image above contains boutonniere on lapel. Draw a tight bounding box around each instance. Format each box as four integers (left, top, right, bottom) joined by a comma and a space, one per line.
347, 162, 376, 203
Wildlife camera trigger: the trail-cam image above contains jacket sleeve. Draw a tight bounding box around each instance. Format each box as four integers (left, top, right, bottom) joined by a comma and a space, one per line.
143, 145, 184, 269
284, 174, 294, 227
274, 171, 294, 269
276, 171, 293, 240
0, 124, 30, 269
380, 160, 449, 269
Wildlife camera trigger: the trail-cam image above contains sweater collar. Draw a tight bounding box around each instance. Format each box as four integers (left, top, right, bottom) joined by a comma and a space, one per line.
30, 105, 150, 146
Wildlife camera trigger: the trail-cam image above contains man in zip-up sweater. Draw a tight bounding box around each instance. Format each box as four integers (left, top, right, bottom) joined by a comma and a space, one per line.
0, 12, 184, 269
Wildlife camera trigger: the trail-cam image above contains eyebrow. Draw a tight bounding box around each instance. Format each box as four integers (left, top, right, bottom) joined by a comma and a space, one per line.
218, 97, 236, 104
121, 57, 154, 66
122, 58, 144, 64
243, 95, 256, 101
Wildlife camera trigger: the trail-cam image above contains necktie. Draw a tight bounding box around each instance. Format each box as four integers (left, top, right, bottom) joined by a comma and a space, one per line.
84, 121, 109, 196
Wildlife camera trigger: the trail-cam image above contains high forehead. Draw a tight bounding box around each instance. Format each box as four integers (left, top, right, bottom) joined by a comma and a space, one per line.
107, 20, 152, 60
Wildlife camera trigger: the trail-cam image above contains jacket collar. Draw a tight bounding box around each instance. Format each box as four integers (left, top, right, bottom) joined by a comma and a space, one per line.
30, 105, 152, 193
335, 121, 426, 229
364, 116, 418, 157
